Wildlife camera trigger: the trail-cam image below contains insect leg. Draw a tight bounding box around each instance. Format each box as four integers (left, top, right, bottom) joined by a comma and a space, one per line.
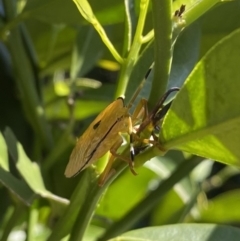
127, 116, 137, 173
111, 115, 137, 175
98, 134, 136, 186
98, 152, 117, 186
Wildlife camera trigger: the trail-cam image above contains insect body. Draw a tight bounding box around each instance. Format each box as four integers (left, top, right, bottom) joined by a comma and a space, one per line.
64, 97, 136, 180
65, 84, 179, 185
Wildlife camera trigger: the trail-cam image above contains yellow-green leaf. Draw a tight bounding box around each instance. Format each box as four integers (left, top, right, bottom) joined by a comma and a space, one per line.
161, 29, 240, 167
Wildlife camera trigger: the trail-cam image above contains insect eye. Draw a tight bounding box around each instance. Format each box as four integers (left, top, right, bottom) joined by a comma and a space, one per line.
93, 120, 101, 129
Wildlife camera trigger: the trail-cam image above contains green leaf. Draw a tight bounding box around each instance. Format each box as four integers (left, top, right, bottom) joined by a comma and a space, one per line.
4, 128, 46, 192
98, 157, 201, 241
149, 153, 201, 225
22, 0, 83, 25
3, 128, 68, 206
173, 0, 221, 27
151, 189, 184, 225
168, 21, 201, 88
96, 167, 156, 221
197, 189, 240, 223
72, 0, 123, 63
161, 29, 240, 167
109, 224, 240, 241
0, 168, 34, 205
83, 225, 104, 241
200, 1, 240, 57
28, 23, 76, 71
70, 27, 103, 79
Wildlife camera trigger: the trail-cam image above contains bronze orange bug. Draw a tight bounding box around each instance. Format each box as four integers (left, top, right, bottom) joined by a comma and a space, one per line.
65, 82, 179, 185
133, 87, 180, 155
64, 83, 144, 185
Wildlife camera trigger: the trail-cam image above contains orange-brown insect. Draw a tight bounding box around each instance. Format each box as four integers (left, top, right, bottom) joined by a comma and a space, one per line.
65, 82, 179, 185
64, 85, 143, 185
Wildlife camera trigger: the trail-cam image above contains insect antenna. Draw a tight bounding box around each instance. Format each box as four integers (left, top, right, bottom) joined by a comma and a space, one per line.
127, 80, 145, 109
126, 66, 154, 110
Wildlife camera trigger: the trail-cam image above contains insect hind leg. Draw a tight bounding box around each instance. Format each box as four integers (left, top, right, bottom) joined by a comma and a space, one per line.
98, 134, 137, 186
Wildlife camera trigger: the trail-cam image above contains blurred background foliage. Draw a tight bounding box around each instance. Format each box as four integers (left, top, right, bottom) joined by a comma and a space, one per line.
1, 0, 240, 241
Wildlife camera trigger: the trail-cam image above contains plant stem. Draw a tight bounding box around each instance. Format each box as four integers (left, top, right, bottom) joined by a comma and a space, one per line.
27, 204, 38, 241
148, 0, 172, 109
123, 0, 134, 55
73, 0, 123, 63
115, 0, 150, 98
68, 173, 113, 241
48, 170, 95, 241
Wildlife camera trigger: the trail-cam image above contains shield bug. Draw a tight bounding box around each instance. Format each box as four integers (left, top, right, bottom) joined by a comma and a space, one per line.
64, 82, 144, 185
65, 79, 179, 185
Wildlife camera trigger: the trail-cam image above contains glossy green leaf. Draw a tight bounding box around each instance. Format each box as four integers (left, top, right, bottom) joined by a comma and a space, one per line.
161, 29, 240, 167
197, 189, 240, 223
109, 224, 240, 241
